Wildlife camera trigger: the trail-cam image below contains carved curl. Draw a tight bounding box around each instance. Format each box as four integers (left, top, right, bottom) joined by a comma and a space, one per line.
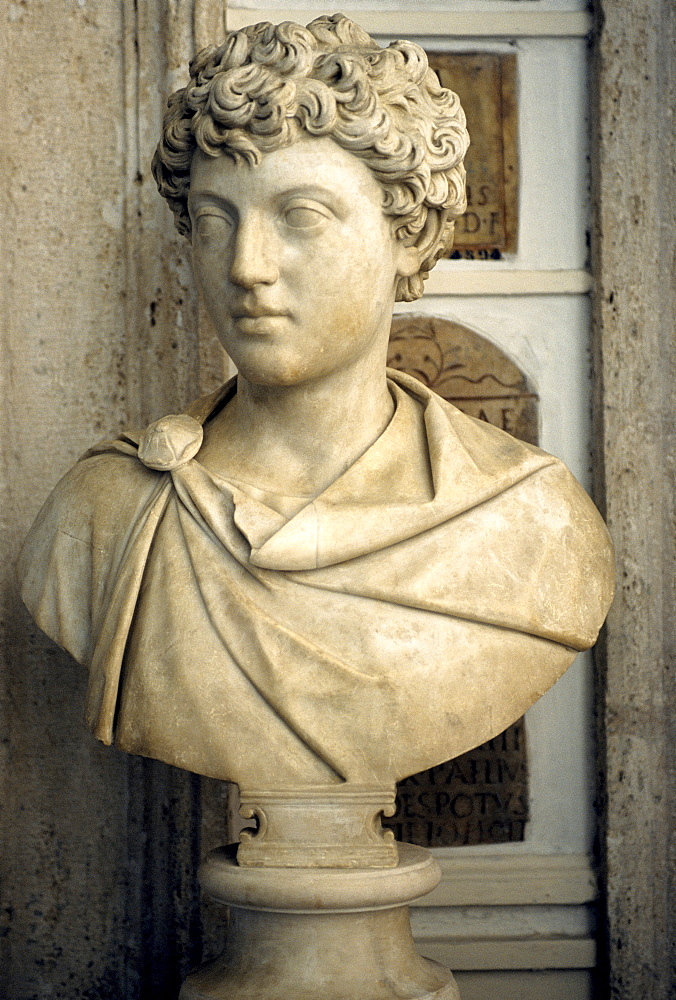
152, 14, 469, 302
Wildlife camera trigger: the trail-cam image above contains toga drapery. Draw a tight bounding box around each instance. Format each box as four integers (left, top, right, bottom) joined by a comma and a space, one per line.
17, 370, 614, 788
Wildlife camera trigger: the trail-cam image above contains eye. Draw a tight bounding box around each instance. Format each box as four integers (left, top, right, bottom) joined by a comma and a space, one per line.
283, 203, 331, 230
194, 212, 233, 240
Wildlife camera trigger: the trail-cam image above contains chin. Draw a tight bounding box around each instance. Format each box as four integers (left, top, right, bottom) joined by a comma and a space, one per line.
234, 359, 316, 388
228, 341, 334, 387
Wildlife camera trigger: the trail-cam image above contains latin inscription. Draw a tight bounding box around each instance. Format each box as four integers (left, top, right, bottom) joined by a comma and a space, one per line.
427, 52, 518, 258
385, 723, 528, 847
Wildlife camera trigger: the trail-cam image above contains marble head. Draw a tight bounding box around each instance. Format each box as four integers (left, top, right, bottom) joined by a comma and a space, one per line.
151, 13, 469, 302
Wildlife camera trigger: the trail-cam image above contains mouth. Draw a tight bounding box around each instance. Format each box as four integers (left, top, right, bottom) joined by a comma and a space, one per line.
231, 302, 289, 320
231, 311, 290, 337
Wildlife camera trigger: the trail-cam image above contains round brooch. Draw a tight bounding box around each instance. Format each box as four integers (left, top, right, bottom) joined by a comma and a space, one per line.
137, 414, 204, 471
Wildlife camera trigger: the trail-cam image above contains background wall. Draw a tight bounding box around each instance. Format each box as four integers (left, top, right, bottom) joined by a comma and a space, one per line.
0, 2, 673, 999
590, 2, 675, 996
0, 2, 230, 997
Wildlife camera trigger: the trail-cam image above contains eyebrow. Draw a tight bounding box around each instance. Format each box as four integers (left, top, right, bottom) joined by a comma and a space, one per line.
188, 189, 230, 211
276, 184, 345, 205
188, 184, 348, 216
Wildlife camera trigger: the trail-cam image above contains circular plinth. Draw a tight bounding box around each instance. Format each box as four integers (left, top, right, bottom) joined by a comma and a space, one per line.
180, 843, 459, 1000
199, 841, 441, 913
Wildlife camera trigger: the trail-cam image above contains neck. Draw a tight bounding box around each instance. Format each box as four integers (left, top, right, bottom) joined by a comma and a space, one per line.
202, 350, 394, 497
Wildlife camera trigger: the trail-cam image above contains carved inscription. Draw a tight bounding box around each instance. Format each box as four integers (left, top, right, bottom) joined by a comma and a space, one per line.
386, 315, 538, 846
387, 722, 528, 848
427, 52, 518, 258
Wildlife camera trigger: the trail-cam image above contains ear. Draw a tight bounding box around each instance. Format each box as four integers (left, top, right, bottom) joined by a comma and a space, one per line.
394, 208, 450, 278
413, 208, 450, 266
395, 242, 420, 278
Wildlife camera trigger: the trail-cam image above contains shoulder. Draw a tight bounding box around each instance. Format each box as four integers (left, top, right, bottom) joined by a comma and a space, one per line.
20, 376, 234, 550
484, 457, 615, 649
17, 445, 163, 664
386, 368, 615, 647
32, 446, 162, 542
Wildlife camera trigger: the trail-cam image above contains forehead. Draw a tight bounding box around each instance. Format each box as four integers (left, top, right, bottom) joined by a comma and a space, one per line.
188, 135, 384, 206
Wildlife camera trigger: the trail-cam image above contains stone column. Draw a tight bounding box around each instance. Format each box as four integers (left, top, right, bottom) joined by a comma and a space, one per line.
590, 2, 675, 997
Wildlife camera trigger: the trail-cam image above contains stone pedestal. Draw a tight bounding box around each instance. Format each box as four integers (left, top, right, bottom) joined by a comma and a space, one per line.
236, 786, 398, 868
180, 842, 459, 1000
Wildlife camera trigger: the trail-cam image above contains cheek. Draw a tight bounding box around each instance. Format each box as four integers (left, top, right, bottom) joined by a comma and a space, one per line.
317, 237, 395, 291
193, 249, 229, 301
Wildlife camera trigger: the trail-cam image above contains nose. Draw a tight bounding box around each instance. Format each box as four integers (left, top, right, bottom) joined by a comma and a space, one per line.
229, 214, 279, 289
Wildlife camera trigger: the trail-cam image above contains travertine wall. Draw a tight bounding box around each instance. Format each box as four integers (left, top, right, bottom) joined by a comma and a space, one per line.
591, 2, 675, 997
0, 2, 229, 996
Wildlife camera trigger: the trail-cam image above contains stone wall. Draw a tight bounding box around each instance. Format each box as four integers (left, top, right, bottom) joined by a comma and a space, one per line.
591, 2, 675, 997
0, 2, 229, 996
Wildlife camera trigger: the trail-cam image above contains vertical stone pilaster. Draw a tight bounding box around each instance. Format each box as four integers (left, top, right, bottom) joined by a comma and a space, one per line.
0, 4, 139, 995
590, 2, 676, 996
194, 0, 227, 51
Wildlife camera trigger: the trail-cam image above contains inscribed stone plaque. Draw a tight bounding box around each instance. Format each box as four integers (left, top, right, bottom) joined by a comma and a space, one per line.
427, 52, 518, 258
385, 315, 538, 846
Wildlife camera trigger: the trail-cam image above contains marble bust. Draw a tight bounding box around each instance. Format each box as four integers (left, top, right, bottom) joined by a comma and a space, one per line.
17, 15, 614, 859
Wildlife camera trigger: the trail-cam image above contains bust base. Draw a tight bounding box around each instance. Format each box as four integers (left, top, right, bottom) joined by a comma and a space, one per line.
179, 843, 459, 1000
237, 785, 398, 868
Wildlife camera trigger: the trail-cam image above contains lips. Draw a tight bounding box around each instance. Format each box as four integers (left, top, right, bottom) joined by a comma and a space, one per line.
231, 300, 289, 320
231, 309, 290, 336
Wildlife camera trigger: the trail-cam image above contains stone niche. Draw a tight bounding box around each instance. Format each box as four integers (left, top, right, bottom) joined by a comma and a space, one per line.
385, 314, 538, 847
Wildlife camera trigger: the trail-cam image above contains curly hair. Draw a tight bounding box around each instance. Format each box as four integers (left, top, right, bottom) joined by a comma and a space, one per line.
152, 14, 469, 302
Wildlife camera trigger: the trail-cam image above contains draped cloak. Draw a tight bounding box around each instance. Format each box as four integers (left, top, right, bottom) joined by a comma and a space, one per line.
17, 370, 615, 788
